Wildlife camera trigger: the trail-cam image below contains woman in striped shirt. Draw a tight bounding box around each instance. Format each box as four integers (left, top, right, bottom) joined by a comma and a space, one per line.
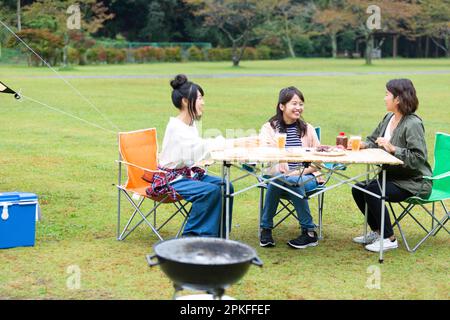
259, 86, 322, 249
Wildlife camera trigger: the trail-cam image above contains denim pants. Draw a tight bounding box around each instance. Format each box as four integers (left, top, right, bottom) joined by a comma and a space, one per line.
171, 174, 234, 237
261, 174, 318, 231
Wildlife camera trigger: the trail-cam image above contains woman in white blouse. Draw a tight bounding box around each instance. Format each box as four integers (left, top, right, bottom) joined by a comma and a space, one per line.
146, 74, 233, 237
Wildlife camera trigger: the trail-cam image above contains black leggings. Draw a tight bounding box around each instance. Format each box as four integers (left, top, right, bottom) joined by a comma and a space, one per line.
352, 180, 412, 239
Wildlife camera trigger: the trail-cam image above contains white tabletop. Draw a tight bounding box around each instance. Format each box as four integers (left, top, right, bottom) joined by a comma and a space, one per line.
211, 147, 404, 165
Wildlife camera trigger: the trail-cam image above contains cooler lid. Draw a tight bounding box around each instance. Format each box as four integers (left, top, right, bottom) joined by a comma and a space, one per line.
0, 192, 38, 203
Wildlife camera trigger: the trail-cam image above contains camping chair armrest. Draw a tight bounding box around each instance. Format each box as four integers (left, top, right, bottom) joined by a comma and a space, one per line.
115, 160, 167, 174
409, 171, 450, 199
423, 171, 450, 181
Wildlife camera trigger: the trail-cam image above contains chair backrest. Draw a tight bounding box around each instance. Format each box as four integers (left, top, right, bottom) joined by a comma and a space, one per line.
314, 127, 321, 142
432, 132, 450, 192
118, 128, 158, 190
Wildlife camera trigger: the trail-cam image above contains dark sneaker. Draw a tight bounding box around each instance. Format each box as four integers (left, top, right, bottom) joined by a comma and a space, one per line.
287, 230, 318, 249
260, 228, 275, 247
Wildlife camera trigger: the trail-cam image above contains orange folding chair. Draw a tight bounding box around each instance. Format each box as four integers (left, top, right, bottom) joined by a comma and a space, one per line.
116, 128, 191, 241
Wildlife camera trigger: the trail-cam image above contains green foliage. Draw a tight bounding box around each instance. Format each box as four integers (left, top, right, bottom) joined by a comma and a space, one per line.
207, 48, 224, 61
164, 47, 182, 62
133, 46, 166, 63
86, 47, 107, 64
106, 48, 126, 64
187, 46, 204, 61
259, 36, 287, 59
243, 47, 258, 60
68, 31, 96, 65
5, 28, 64, 66
256, 45, 272, 60
294, 35, 314, 56
67, 47, 80, 64
206, 47, 233, 61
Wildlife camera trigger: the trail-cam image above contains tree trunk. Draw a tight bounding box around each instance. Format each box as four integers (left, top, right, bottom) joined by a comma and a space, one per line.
425, 36, 430, 58
232, 42, 240, 67
365, 33, 373, 65
331, 32, 337, 58
445, 36, 450, 57
286, 35, 296, 58
63, 33, 69, 67
392, 34, 398, 58
17, 0, 21, 31
79, 49, 87, 65
417, 37, 422, 58
435, 39, 439, 57
283, 15, 295, 58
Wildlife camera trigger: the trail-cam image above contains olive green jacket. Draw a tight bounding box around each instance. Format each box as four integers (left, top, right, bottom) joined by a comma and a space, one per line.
366, 112, 433, 198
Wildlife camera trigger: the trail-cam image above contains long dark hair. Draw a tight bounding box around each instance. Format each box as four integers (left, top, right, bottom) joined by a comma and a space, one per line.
269, 86, 307, 137
386, 79, 418, 115
170, 74, 204, 124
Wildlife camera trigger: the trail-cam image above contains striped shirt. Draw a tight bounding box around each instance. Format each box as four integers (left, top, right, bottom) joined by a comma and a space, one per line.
285, 123, 302, 170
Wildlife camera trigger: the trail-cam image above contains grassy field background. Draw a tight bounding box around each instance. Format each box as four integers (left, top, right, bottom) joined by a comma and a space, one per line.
0, 58, 449, 299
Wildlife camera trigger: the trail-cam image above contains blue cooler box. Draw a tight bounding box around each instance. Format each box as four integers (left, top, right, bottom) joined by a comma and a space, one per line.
0, 192, 39, 249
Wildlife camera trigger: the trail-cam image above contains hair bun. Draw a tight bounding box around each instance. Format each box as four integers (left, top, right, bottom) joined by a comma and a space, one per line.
170, 74, 188, 90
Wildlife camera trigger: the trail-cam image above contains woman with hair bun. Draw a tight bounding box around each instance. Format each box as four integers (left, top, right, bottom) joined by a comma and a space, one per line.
146, 74, 234, 238
351, 78, 433, 253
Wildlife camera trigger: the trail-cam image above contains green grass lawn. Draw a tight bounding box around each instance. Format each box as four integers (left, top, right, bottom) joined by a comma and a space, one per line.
0, 58, 449, 299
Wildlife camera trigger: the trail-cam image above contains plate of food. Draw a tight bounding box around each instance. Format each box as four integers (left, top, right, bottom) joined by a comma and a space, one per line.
313, 145, 347, 157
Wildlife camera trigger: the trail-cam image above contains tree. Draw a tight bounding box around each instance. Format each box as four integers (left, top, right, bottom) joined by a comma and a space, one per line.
186, 0, 264, 67
415, 0, 450, 57
21, 0, 113, 66
140, 0, 189, 42
6, 28, 64, 66
256, 0, 312, 58
346, 0, 420, 64
313, 0, 356, 58
0, 0, 19, 26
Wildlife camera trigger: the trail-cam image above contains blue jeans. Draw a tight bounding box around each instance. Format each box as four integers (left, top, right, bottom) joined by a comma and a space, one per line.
171, 174, 234, 237
261, 174, 318, 231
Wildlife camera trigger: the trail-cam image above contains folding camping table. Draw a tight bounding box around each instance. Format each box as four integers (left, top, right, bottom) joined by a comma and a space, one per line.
211, 147, 404, 263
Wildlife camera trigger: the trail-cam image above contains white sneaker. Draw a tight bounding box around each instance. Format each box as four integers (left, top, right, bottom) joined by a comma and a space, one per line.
365, 238, 398, 252
353, 231, 379, 244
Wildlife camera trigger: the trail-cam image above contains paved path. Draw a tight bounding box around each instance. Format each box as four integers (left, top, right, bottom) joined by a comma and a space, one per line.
24, 70, 450, 79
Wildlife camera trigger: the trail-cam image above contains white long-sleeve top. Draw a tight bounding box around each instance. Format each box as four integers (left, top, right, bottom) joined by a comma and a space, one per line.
158, 117, 227, 169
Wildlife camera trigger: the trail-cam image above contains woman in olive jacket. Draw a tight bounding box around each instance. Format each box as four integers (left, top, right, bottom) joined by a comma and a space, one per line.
352, 79, 433, 253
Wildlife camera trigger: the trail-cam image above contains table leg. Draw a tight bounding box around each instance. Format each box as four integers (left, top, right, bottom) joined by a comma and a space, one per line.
379, 169, 387, 263
220, 161, 225, 239
258, 182, 265, 239
363, 164, 369, 243
225, 163, 231, 239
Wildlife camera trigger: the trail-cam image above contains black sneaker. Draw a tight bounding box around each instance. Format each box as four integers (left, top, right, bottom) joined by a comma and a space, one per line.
260, 228, 275, 247
287, 230, 318, 249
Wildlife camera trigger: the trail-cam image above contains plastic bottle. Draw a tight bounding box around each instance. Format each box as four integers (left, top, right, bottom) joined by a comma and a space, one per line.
336, 132, 348, 148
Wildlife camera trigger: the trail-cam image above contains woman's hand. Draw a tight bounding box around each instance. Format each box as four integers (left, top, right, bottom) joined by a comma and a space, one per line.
278, 162, 289, 174
375, 137, 396, 154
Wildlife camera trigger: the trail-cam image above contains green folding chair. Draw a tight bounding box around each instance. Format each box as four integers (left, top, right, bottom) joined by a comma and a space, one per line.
388, 132, 450, 252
